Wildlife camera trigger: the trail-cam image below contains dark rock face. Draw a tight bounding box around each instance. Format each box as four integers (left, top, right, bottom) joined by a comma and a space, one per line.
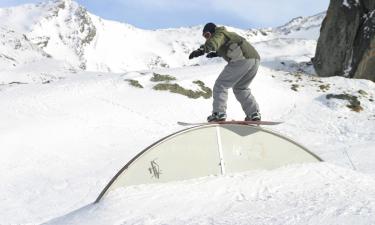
352, 10, 375, 80
313, 0, 375, 82
362, 0, 375, 11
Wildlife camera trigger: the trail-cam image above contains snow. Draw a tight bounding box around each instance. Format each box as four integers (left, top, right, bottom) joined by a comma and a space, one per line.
1, 1, 375, 225
343, 0, 351, 8
0, 3, 45, 33
343, 0, 360, 9
46, 163, 375, 225
276, 12, 325, 40
1, 64, 375, 225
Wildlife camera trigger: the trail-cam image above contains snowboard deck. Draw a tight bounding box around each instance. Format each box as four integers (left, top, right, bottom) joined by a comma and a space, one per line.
177, 120, 283, 126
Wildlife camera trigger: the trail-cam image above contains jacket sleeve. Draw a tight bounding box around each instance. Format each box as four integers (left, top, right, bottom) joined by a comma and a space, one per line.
203, 32, 226, 53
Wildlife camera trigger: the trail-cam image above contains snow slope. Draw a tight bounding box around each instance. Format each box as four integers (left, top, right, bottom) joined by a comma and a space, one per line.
1, 1, 375, 225
46, 163, 375, 225
1, 63, 374, 225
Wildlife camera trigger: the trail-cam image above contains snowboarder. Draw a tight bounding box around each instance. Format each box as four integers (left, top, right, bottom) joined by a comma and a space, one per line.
189, 23, 261, 122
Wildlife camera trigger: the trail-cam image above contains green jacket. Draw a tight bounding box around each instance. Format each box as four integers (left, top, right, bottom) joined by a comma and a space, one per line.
202, 26, 260, 62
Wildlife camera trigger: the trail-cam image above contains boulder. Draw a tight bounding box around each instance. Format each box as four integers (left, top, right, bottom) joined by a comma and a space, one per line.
313, 0, 375, 82
352, 11, 375, 81
313, 0, 362, 77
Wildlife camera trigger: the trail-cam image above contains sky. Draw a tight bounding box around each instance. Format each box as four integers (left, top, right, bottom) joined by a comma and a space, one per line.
0, 0, 329, 29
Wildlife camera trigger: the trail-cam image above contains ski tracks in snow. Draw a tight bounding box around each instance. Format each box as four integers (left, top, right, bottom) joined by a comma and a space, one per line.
96, 97, 168, 128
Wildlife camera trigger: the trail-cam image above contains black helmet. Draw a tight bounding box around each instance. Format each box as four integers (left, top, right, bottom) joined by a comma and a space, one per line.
203, 22, 216, 34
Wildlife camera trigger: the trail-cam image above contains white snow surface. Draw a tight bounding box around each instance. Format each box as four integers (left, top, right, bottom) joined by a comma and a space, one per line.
1, 1, 375, 225
47, 163, 375, 225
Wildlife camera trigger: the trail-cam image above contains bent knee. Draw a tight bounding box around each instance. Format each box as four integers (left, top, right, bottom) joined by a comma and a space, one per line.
233, 87, 249, 93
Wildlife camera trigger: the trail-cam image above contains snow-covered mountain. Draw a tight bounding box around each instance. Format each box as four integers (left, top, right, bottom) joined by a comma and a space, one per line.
0, 26, 50, 69
0, 0, 324, 75
276, 12, 326, 38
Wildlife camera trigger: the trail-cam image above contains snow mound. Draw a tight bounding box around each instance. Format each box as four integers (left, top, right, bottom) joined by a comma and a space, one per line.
45, 163, 375, 225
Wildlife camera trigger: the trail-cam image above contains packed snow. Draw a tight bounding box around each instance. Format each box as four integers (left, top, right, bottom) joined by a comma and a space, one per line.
0, 1, 375, 225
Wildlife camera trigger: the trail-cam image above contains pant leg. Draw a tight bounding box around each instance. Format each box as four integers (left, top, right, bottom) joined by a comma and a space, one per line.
212, 59, 252, 113
233, 59, 260, 116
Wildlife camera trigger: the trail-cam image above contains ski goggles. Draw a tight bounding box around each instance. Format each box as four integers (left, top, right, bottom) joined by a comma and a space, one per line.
203, 32, 211, 39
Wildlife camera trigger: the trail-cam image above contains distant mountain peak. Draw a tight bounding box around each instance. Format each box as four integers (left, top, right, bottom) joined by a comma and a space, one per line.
44, 0, 76, 7
41, 0, 84, 18
276, 12, 326, 35
0, 1, 325, 73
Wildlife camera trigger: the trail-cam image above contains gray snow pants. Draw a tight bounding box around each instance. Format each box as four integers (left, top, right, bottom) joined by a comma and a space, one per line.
212, 58, 260, 116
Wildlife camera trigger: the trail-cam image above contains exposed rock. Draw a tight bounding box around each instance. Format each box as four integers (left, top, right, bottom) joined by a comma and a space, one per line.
326, 93, 363, 112
352, 11, 375, 81
313, 0, 375, 82
75, 5, 96, 45
313, 0, 362, 77
362, 0, 375, 10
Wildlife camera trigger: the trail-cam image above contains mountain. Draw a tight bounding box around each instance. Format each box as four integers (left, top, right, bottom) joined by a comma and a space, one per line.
0, 0, 325, 75
276, 12, 326, 39
0, 26, 50, 70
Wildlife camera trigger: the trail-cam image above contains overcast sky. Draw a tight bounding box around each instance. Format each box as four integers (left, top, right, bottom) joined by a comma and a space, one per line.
0, 0, 329, 29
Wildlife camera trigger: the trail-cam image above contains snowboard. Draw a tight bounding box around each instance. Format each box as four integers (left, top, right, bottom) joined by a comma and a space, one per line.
177, 120, 283, 126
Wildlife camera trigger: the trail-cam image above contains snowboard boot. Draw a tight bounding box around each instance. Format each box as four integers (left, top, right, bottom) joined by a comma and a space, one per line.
245, 111, 261, 121
207, 112, 227, 122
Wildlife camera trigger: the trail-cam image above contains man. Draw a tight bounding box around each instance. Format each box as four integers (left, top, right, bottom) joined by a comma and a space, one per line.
189, 22, 261, 122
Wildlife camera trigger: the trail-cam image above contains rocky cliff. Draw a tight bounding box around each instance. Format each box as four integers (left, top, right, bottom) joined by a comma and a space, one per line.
313, 0, 375, 82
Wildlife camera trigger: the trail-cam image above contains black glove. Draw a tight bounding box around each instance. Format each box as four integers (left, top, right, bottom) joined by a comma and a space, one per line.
189, 48, 205, 59
206, 52, 219, 58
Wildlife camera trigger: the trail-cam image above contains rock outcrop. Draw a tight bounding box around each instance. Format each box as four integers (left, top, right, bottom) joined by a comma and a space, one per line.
313, 0, 375, 82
